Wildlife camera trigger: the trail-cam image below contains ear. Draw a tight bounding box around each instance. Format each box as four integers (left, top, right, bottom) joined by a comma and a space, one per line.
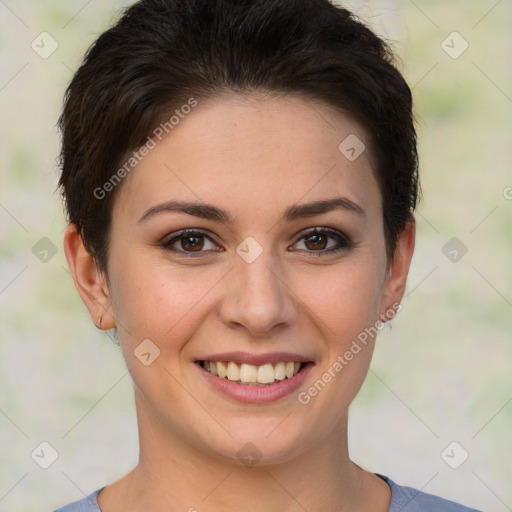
63, 223, 116, 330
379, 215, 416, 320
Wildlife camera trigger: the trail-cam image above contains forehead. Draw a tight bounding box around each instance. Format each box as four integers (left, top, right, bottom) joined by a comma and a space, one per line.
113, 94, 381, 225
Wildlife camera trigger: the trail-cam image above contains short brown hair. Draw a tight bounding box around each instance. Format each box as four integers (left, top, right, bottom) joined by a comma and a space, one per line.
58, 0, 419, 274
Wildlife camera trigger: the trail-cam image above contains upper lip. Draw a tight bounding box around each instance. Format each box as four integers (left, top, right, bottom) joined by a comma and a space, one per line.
196, 351, 313, 366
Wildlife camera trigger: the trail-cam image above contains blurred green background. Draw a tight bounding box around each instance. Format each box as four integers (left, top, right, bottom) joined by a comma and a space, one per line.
0, 1, 511, 511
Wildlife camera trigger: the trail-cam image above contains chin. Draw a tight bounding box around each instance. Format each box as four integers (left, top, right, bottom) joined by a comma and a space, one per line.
200, 420, 316, 468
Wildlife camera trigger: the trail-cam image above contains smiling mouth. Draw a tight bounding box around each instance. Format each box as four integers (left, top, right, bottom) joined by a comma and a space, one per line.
197, 360, 310, 386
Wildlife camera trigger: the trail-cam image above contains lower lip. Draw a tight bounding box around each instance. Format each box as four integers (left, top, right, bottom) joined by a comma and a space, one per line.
195, 362, 314, 404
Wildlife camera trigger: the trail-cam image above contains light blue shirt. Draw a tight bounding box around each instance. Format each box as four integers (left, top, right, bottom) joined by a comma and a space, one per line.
53, 474, 483, 511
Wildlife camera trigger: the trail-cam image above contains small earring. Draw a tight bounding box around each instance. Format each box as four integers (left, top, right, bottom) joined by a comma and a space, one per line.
95, 315, 103, 330
112, 326, 120, 346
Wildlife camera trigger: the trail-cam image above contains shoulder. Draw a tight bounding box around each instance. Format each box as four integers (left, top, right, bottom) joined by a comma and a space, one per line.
52, 488, 102, 512
380, 475, 484, 512
52, 478, 485, 512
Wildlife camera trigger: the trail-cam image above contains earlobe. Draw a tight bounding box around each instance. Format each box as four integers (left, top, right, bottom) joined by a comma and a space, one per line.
63, 223, 116, 330
380, 215, 416, 318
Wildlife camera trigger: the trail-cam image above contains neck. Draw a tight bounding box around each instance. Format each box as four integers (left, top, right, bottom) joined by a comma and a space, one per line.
99, 391, 390, 512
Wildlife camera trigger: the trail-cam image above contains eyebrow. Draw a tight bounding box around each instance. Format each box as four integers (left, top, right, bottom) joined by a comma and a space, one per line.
137, 197, 365, 224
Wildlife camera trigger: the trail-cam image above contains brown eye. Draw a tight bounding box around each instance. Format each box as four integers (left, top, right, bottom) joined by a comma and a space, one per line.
303, 232, 328, 251
180, 233, 204, 251
163, 230, 219, 256
292, 228, 353, 255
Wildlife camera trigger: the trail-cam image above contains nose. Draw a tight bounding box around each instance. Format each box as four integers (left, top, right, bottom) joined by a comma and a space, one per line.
218, 248, 297, 337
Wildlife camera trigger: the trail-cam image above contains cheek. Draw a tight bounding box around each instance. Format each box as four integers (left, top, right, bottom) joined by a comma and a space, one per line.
109, 254, 227, 348
293, 261, 383, 418
294, 258, 384, 340
111, 260, 226, 402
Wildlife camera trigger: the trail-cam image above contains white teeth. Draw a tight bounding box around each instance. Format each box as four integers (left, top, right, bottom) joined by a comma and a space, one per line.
274, 362, 286, 380
257, 363, 275, 384
209, 361, 218, 376
217, 361, 227, 378
240, 363, 258, 383
227, 361, 240, 381
201, 360, 304, 384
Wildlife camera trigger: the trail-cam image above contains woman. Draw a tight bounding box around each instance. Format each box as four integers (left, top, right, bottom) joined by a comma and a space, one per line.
55, 0, 482, 510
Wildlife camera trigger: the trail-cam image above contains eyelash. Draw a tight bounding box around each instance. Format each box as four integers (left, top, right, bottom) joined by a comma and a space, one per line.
161, 227, 354, 257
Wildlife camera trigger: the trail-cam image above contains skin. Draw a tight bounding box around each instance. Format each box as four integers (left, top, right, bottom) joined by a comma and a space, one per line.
64, 93, 415, 512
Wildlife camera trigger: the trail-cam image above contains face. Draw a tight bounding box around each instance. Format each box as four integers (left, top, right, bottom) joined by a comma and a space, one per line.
75, 94, 413, 465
